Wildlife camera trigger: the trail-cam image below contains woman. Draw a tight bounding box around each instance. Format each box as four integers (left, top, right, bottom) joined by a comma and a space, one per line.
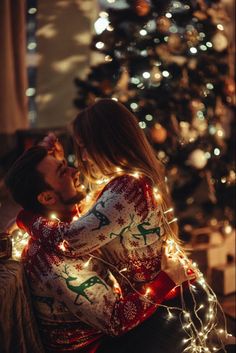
20, 99, 228, 352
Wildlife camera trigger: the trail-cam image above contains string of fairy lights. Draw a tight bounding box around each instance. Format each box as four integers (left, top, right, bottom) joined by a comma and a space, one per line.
10, 170, 232, 352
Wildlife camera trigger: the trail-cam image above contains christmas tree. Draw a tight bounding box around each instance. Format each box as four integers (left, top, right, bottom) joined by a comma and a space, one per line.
74, 0, 235, 242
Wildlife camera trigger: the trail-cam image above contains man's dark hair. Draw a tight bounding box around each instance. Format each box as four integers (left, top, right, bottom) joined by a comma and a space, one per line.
5, 146, 52, 213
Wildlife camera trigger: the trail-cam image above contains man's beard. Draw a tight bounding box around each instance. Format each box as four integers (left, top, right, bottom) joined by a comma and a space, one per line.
55, 190, 85, 205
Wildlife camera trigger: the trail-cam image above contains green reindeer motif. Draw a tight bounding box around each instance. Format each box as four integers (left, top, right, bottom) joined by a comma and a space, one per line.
88, 198, 113, 231
132, 221, 161, 245
110, 214, 135, 243
56, 265, 109, 305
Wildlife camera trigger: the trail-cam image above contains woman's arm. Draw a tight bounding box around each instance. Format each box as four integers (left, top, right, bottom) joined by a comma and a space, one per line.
17, 175, 154, 257
42, 262, 175, 336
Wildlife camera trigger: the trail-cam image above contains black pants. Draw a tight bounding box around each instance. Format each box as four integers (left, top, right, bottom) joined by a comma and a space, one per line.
97, 284, 226, 353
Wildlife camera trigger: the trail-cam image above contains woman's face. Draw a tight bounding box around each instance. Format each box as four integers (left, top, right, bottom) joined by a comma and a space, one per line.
77, 139, 92, 163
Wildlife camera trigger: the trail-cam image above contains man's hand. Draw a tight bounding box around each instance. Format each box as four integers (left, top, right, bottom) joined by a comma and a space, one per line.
39, 132, 64, 161
161, 245, 196, 286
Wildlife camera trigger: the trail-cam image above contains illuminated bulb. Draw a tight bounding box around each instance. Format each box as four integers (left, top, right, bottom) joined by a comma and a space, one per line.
26, 88, 36, 96
94, 17, 109, 34
190, 47, 197, 54
214, 148, 220, 156
105, 55, 113, 62
28, 7, 37, 14
84, 258, 91, 268
199, 304, 204, 309
145, 287, 151, 295
168, 217, 178, 224
217, 24, 224, 31
164, 208, 173, 214
206, 42, 213, 47
206, 83, 214, 90
168, 310, 173, 318
119, 267, 127, 273
50, 213, 57, 220
139, 121, 146, 129
142, 72, 151, 79
85, 194, 92, 202
200, 45, 207, 51
145, 114, 153, 121
131, 77, 140, 84
130, 102, 138, 110
27, 42, 37, 50
224, 225, 232, 234
95, 41, 104, 49
165, 12, 172, 18
162, 70, 170, 78
115, 167, 123, 173
58, 241, 67, 251
140, 29, 147, 36
132, 172, 140, 179
72, 216, 79, 221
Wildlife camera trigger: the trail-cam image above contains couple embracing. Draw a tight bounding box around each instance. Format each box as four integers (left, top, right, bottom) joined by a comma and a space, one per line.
6, 99, 228, 353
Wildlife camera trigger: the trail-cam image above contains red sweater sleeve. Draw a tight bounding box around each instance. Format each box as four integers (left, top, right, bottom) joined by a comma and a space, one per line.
107, 271, 175, 336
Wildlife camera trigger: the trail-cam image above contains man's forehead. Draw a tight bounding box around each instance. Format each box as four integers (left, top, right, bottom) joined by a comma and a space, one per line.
37, 154, 59, 175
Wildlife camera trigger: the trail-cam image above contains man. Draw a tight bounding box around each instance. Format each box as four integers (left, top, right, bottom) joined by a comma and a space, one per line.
5, 145, 185, 353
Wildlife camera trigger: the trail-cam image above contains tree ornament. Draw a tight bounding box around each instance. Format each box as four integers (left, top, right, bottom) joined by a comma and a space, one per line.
189, 99, 205, 114
179, 121, 198, 143
185, 28, 199, 46
150, 65, 162, 84
193, 10, 207, 21
187, 149, 207, 169
150, 123, 167, 144
212, 32, 228, 52
167, 34, 183, 54
156, 16, 171, 33
132, 0, 151, 17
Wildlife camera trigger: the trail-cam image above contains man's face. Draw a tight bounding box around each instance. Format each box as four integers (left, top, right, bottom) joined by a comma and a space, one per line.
37, 154, 81, 207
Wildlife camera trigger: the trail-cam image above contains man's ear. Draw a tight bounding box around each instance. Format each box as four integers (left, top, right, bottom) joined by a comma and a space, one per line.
37, 191, 56, 206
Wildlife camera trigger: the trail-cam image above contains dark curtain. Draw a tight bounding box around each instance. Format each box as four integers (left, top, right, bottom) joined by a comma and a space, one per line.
0, 0, 28, 159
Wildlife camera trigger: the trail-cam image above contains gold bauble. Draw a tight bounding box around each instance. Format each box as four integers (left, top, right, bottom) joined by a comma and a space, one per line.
133, 0, 151, 16
156, 16, 171, 33
150, 123, 167, 143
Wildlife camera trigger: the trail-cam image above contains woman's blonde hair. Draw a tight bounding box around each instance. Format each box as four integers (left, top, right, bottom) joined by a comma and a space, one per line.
72, 98, 179, 242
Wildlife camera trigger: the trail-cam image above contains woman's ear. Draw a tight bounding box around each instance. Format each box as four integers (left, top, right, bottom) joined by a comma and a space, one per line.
37, 191, 56, 206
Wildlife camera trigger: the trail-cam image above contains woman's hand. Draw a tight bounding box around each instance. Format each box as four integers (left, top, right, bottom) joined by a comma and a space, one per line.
39, 132, 65, 161
161, 245, 196, 286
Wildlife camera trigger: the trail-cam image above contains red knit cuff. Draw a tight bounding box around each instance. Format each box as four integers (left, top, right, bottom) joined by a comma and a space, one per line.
150, 270, 176, 302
